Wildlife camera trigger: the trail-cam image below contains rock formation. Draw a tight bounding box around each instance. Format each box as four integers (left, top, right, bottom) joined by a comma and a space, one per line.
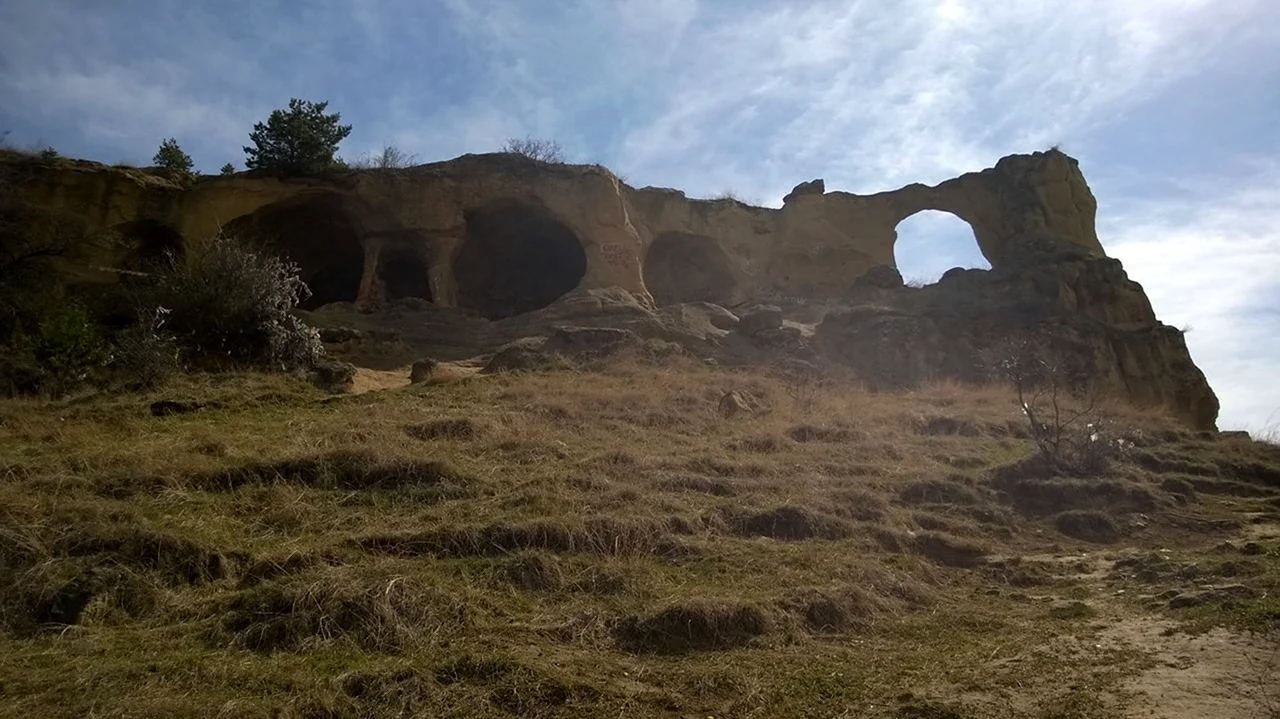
1, 149, 1219, 428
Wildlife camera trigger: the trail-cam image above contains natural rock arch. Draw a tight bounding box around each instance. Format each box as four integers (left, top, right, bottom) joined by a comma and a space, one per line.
222, 193, 365, 310
643, 232, 738, 307
892, 210, 990, 284
452, 199, 587, 320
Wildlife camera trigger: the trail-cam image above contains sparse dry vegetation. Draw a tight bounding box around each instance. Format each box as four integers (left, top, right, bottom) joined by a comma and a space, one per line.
1, 357, 1278, 717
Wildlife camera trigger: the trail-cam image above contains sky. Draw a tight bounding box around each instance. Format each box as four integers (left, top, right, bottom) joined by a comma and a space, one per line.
1, 0, 1278, 433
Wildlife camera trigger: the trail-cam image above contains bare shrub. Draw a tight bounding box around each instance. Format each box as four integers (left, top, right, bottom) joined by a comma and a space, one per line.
502, 136, 566, 163
106, 306, 180, 388
989, 339, 1127, 476
350, 144, 417, 169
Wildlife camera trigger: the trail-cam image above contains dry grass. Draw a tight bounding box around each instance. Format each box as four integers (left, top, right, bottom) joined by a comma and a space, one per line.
0, 360, 1277, 716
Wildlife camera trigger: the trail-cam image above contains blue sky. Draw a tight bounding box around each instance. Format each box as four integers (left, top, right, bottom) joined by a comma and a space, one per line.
2, 0, 1278, 432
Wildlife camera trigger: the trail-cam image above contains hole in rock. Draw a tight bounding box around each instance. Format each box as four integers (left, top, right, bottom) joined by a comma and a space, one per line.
114, 219, 184, 271
893, 210, 990, 286
453, 199, 586, 320
223, 194, 365, 309
380, 246, 433, 302
643, 232, 738, 306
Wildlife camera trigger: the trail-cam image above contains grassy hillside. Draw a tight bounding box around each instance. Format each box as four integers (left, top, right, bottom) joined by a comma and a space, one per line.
1, 358, 1277, 718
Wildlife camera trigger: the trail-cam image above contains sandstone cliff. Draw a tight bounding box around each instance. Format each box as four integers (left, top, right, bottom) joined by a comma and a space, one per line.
1, 149, 1218, 428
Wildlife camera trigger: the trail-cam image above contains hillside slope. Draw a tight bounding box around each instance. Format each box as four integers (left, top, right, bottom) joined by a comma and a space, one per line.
1, 359, 1277, 718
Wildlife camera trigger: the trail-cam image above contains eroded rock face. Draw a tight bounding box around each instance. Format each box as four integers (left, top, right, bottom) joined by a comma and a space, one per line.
6, 149, 1102, 311
3, 150, 1218, 428
815, 258, 1219, 429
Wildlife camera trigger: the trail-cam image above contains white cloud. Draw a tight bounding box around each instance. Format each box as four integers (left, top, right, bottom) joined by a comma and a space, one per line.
1104, 171, 1280, 432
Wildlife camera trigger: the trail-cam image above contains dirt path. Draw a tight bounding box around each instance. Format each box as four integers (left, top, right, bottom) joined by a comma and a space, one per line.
349, 366, 412, 394
1101, 618, 1276, 718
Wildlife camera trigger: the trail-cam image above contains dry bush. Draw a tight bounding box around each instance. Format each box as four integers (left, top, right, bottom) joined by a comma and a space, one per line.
615, 601, 771, 653
214, 570, 467, 652
348, 144, 417, 169
501, 137, 566, 163
990, 339, 1126, 476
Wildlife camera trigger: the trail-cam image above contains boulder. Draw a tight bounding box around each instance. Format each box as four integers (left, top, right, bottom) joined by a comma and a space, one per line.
318, 327, 362, 344
719, 390, 762, 418
738, 306, 783, 335
782, 178, 825, 203
409, 358, 439, 384
852, 265, 904, 292
311, 358, 357, 393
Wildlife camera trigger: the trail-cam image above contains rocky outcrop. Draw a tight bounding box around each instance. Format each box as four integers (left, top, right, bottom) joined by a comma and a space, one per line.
5, 149, 1102, 313
2, 149, 1218, 428
815, 258, 1218, 429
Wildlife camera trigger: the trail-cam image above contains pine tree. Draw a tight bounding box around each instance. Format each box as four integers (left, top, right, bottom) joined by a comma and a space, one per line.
242, 99, 352, 175
153, 138, 194, 174
219, 163, 236, 176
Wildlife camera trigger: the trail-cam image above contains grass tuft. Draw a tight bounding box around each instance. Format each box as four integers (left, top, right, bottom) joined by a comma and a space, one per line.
615, 600, 771, 653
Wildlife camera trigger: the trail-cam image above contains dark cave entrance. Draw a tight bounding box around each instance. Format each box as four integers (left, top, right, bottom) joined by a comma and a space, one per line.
893, 210, 990, 285
223, 194, 365, 310
643, 231, 738, 306
114, 219, 185, 272
380, 246, 433, 302
452, 199, 587, 319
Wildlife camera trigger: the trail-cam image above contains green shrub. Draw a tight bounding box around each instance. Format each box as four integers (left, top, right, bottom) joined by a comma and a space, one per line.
135, 234, 322, 371
31, 303, 106, 393
219, 163, 236, 176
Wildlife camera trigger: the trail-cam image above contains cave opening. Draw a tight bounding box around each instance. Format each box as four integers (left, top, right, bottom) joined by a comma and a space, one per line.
223, 194, 365, 310
114, 219, 185, 271
452, 199, 586, 320
380, 246, 433, 302
643, 231, 738, 306
893, 210, 989, 285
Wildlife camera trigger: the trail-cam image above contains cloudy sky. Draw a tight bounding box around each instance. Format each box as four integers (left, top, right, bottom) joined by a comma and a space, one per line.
1, 0, 1277, 432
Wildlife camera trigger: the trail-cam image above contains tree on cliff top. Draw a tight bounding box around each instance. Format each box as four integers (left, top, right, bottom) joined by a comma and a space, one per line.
243, 99, 352, 175
153, 138, 194, 175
